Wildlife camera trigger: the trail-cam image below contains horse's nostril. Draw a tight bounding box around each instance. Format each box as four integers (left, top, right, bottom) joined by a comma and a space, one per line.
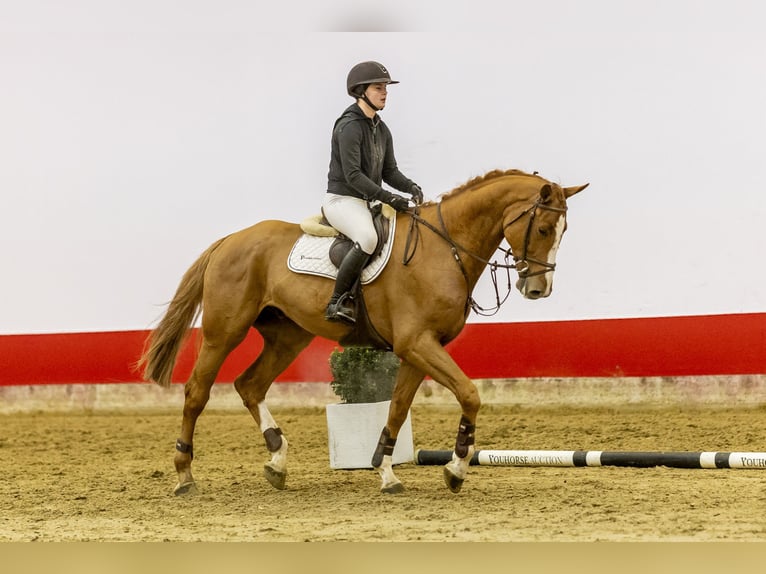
527, 290, 543, 299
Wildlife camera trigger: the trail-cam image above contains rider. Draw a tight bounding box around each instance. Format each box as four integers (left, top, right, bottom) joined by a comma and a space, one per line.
323, 61, 424, 324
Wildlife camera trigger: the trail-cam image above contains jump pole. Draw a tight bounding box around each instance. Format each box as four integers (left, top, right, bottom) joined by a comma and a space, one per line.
415, 449, 766, 469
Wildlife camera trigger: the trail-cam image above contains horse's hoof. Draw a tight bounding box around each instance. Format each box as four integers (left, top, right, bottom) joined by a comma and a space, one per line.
381, 482, 405, 494
173, 481, 198, 496
264, 463, 287, 490
443, 467, 464, 493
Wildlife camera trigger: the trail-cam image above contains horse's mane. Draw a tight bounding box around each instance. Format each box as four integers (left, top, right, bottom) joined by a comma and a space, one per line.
435, 168, 541, 203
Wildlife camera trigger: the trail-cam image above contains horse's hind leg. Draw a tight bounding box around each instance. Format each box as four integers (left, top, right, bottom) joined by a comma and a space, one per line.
174, 335, 243, 495
233, 311, 315, 491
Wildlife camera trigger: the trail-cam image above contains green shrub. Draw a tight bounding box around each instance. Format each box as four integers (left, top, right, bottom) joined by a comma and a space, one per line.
329, 347, 400, 404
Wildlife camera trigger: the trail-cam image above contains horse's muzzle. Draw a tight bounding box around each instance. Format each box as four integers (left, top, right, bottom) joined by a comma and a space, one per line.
517, 276, 551, 300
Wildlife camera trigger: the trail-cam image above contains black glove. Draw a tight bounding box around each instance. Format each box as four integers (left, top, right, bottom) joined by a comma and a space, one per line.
409, 183, 424, 205
388, 195, 411, 212
379, 190, 411, 212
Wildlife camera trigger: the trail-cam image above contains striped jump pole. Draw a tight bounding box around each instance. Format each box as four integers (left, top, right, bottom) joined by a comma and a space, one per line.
415, 449, 766, 469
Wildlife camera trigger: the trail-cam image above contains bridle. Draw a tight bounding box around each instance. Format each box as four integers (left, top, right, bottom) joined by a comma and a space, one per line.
403, 195, 567, 316
507, 198, 568, 280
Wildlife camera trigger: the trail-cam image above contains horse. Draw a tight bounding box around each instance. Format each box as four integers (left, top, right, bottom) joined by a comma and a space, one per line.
139, 168, 588, 495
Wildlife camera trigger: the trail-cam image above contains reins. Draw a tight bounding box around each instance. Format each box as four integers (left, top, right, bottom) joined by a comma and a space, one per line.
402, 196, 567, 316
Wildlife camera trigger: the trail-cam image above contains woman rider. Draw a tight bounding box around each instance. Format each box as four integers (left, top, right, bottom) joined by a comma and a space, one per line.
323, 61, 423, 324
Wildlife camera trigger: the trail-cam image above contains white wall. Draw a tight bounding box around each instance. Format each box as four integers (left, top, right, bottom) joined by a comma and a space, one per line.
2, 1, 764, 334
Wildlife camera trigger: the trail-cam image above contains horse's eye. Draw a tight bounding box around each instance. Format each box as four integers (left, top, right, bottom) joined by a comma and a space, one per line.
538, 226, 550, 238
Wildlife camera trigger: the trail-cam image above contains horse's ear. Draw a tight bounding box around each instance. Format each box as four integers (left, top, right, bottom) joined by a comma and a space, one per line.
563, 183, 589, 199
540, 184, 553, 203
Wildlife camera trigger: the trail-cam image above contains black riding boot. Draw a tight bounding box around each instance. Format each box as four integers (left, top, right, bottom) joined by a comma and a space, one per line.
325, 243, 370, 324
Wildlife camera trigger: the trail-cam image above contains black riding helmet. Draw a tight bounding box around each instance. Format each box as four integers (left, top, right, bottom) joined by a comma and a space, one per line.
346, 61, 399, 111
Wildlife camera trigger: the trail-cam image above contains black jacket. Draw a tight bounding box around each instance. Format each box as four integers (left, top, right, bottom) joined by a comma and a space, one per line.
326, 104, 414, 202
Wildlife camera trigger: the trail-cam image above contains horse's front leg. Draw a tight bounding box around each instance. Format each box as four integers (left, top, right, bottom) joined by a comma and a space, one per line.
372, 360, 424, 494
443, 416, 476, 493
399, 335, 481, 494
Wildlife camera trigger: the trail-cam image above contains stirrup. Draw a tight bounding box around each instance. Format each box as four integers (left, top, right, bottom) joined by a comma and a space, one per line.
325, 293, 356, 324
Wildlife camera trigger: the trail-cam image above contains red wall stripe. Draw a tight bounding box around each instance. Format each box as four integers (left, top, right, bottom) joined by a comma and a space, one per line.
0, 313, 764, 386
448, 313, 766, 378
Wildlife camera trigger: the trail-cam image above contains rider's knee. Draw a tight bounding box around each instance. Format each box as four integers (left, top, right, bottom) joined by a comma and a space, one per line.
357, 233, 377, 255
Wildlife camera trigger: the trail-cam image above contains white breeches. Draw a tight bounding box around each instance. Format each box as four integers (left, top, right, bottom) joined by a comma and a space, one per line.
322, 193, 377, 255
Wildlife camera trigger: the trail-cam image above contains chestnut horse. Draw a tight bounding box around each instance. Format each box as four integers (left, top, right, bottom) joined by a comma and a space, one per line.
139, 168, 587, 495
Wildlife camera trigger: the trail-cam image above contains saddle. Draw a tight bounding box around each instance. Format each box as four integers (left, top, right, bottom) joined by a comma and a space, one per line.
305, 202, 393, 268
294, 202, 395, 351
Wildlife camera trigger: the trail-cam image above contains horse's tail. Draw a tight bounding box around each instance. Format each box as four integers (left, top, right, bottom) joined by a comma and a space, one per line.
138, 236, 228, 388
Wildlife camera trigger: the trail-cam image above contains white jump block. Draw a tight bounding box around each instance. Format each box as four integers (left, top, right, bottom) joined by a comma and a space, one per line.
326, 400, 414, 469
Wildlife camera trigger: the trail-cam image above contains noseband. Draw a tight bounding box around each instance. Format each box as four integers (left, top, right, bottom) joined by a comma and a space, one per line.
403, 194, 567, 315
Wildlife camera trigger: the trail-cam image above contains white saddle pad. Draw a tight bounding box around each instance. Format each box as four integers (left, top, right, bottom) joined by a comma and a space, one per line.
287, 216, 396, 284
